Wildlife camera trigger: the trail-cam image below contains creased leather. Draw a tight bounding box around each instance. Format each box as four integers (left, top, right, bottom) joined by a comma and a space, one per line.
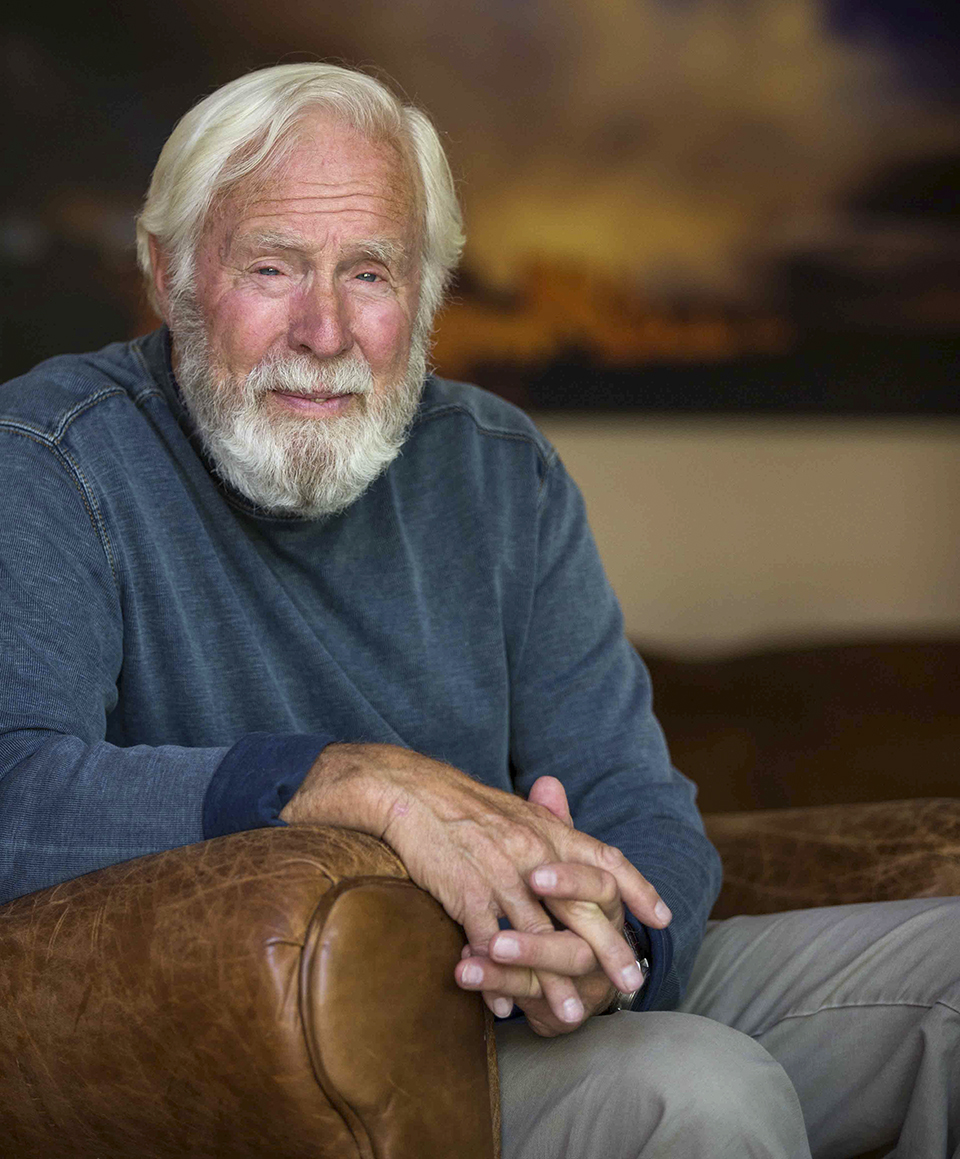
0, 826, 499, 1158
300, 877, 499, 1159
706, 798, 960, 920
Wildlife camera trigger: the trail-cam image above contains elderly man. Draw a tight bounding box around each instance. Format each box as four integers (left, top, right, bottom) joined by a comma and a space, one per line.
2, 64, 957, 1159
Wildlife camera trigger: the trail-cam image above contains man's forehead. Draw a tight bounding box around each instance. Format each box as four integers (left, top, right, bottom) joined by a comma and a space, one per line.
213, 126, 418, 248
235, 184, 410, 226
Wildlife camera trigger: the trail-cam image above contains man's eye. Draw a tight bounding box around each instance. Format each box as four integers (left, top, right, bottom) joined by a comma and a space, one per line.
355, 271, 380, 282
254, 266, 282, 276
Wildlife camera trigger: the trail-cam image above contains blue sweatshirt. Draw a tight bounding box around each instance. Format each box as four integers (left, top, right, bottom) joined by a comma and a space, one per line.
0, 327, 721, 1009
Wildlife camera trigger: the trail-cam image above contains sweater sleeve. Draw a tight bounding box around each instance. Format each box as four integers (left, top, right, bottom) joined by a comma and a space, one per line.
507, 453, 722, 1010
0, 428, 322, 904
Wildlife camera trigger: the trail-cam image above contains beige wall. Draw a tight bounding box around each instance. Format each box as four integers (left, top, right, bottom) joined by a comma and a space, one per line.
534, 414, 960, 656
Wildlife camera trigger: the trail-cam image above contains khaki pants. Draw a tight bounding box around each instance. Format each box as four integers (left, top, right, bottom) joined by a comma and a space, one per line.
497, 897, 960, 1158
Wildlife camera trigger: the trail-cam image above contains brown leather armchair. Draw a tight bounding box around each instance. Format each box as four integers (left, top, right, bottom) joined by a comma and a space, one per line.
0, 826, 501, 1159
3, 800, 959, 1158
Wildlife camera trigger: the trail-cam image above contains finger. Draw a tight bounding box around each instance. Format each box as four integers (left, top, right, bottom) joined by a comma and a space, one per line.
493, 895, 587, 1023
460, 914, 515, 1019
554, 833, 671, 928
460, 945, 515, 1016
525, 781, 668, 927
526, 862, 643, 994
517, 970, 620, 1038
456, 956, 543, 1002
489, 928, 598, 976
529, 862, 621, 922
543, 896, 644, 995
486, 872, 594, 1025
526, 776, 573, 827
458, 955, 585, 1026
535, 967, 586, 1026
495, 877, 562, 944
598, 847, 672, 928
516, 965, 619, 1037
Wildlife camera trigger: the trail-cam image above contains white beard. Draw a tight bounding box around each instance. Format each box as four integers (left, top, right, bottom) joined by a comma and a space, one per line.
169, 297, 427, 519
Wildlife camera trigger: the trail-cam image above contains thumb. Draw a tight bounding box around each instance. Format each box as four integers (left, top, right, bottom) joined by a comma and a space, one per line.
527, 775, 573, 827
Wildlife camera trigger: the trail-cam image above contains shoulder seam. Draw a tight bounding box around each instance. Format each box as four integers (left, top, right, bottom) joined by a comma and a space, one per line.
0, 422, 120, 591
134, 385, 165, 407
50, 387, 129, 442
129, 342, 166, 407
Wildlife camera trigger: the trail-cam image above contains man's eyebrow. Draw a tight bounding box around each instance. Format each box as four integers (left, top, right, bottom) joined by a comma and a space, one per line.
231, 231, 409, 267
345, 238, 408, 266
231, 229, 312, 253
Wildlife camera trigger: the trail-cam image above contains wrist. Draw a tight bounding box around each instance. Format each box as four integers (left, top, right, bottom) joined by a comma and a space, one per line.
279, 743, 394, 833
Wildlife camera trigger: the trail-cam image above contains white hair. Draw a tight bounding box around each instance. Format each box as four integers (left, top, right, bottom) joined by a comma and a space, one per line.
136, 63, 464, 328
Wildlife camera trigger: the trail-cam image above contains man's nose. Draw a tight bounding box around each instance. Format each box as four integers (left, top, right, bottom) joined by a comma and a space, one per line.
287, 280, 351, 360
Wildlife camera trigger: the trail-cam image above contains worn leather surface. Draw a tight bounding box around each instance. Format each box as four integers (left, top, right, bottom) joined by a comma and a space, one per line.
301, 877, 498, 1159
706, 798, 960, 920
0, 826, 499, 1158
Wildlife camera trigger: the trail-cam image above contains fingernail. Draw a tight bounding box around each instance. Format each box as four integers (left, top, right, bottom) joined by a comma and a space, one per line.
654, 900, 672, 924
461, 963, 483, 985
561, 997, 584, 1023
493, 998, 514, 1018
532, 868, 557, 889
622, 962, 643, 991
493, 935, 520, 960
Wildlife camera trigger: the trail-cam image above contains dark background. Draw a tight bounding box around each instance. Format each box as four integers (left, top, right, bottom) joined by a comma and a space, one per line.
2, 0, 958, 412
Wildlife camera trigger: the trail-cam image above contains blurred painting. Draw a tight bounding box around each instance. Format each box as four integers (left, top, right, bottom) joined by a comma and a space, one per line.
2, 0, 958, 412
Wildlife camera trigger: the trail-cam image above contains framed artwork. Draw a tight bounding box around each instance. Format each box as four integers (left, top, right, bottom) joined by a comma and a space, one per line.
2, 0, 958, 412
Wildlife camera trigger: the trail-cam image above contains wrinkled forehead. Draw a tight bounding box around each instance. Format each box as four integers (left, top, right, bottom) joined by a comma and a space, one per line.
208, 110, 423, 249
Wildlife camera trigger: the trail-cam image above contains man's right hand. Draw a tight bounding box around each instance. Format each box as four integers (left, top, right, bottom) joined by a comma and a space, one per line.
454, 776, 653, 1035
280, 743, 670, 1029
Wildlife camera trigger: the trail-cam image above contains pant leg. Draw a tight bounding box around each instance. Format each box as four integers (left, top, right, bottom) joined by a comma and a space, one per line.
679, 897, 960, 1159
496, 1009, 811, 1159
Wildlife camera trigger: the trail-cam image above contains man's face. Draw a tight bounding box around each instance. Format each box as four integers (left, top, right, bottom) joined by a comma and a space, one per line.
161, 113, 429, 517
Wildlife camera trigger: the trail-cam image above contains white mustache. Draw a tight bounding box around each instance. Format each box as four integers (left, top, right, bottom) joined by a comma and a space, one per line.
244, 353, 374, 400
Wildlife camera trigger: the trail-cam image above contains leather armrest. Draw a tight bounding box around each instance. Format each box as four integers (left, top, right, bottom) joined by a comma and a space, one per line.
705, 798, 960, 920
0, 826, 500, 1159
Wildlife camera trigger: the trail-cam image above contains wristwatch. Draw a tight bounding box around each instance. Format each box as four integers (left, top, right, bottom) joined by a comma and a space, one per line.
601, 923, 650, 1014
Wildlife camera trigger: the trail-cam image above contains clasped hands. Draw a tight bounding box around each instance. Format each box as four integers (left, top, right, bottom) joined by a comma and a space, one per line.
281, 743, 672, 1038
451, 773, 668, 1036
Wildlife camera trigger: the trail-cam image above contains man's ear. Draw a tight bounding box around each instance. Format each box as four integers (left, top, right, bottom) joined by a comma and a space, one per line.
148, 235, 172, 322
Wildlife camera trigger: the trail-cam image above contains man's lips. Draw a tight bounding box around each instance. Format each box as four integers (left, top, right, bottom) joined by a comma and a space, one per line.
268, 390, 358, 415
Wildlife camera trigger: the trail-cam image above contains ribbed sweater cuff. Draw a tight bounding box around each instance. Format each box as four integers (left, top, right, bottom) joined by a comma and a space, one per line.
202, 731, 336, 838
